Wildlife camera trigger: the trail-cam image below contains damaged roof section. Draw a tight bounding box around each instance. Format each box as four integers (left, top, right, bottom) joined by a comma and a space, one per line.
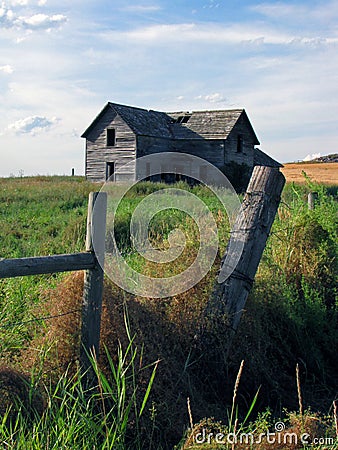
82, 103, 260, 143
167, 109, 259, 142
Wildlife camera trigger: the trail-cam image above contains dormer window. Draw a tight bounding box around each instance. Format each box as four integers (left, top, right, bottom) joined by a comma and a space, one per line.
237, 134, 243, 153
106, 128, 116, 147
174, 114, 192, 124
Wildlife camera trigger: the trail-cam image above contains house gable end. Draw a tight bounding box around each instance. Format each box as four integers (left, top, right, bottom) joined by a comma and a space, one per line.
236, 110, 260, 146
227, 111, 260, 148
85, 108, 137, 182
81, 103, 115, 140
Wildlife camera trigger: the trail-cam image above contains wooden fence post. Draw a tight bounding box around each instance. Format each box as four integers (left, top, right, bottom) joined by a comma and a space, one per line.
80, 192, 107, 384
308, 191, 318, 210
200, 166, 285, 354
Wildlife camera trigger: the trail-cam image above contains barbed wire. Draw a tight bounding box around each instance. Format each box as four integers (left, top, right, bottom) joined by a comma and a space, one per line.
0, 309, 81, 330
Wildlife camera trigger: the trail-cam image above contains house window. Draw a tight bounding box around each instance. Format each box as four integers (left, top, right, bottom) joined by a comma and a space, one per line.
106, 128, 116, 147
174, 114, 192, 124
237, 134, 243, 153
106, 162, 115, 181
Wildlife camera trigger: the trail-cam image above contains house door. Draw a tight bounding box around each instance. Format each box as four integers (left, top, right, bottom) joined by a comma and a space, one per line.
106, 162, 115, 181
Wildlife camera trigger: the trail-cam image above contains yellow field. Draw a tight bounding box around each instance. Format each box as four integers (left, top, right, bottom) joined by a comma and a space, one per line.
281, 162, 338, 185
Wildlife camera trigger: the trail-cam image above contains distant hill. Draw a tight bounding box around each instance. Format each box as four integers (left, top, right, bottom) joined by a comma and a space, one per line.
311, 153, 338, 163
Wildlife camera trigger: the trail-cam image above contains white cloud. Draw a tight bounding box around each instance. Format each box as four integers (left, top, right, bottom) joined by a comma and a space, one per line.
195, 93, 226, 103
303, 153, 321, 162
7, 0, 28, 5
0, 2, 67, 31
19, 13, 67, 29
102, 22, 338, 47
5, 115, 60, 135
204, 93, 226, 103
203, 0, 220, 8
2, 0, 46, 7
0, 4, 15, 26
252, 2, 306, 18
121, 5, 161, 12
0, 64, 14, 73
252, 1, 338, 24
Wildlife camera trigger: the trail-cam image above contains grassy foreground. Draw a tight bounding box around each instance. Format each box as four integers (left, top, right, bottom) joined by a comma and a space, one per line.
0, 176, 337, 449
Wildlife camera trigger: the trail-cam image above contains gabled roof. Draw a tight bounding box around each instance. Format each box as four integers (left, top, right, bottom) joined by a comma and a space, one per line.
81, 102, 172, 139
81, 102, 260, 144
167, 109, 259, 143
111, 103, 173, 138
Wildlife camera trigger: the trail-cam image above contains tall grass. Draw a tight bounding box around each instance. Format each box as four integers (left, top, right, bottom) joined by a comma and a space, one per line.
0, 176, 94, 258
0, 177, 95, 363
0, 176, 337, 449
0, 328, 157, 449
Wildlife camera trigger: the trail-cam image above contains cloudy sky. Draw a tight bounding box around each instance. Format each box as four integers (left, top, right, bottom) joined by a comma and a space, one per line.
0, 0, 337, 176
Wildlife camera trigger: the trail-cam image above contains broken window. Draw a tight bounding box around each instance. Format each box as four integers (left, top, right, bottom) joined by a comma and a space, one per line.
106, 162, 115, 181
237, 134, 243, 153
173, 114, 192, 124
106, 128, 116, 146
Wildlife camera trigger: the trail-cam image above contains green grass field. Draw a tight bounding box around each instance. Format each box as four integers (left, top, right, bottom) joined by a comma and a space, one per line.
0, 176, 337, 449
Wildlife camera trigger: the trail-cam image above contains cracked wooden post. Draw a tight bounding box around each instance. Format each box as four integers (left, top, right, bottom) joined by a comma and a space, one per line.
200, 166, 285, 354
80, 192, 107, 386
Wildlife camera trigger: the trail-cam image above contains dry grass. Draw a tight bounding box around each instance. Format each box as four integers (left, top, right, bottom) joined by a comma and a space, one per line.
281, 162, 338, 185
183, 413, 334, 449
1, 179, 336, 449
0, 366, 44, 423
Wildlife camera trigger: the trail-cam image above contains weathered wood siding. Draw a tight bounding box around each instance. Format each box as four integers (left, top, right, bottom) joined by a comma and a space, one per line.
137, 136, 171, 157
171, 139, 225, 167
138, 136, 224, 165
85, 110, 136, 182
137, 133, 251, 178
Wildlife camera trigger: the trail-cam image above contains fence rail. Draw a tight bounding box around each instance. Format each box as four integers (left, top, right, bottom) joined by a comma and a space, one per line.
0, 191, 107, 387
0, 168, 285, 387
0, 252, 95, 278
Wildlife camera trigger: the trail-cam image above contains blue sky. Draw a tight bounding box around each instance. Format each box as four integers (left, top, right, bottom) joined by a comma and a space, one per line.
1, 0, 338, 176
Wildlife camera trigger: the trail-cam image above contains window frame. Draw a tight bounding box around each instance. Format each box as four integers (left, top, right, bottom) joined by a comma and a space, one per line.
106, 128, 116, 147
106, 161, 115, 181
237, 134, 243, 153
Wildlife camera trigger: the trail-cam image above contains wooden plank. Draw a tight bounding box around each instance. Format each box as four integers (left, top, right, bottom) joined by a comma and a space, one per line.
0, 252, 95, 279
201, 166, 285, 350
80, 192, 107, 380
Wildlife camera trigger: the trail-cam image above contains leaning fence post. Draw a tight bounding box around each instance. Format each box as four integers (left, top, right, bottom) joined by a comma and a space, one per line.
80, 192, 107, 384
200, 166, 285, 354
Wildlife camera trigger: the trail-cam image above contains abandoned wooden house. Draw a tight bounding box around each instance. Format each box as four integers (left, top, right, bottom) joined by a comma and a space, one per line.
82, 102, 281, 190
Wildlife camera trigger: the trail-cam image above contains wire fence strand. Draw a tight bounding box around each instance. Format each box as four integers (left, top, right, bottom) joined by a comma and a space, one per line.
0, 309, 81, 330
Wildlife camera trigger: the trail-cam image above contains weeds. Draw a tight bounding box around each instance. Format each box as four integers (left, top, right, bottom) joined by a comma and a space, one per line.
0, 177, 337, 449
180, 363, 337, 449
0, 320, 157, 450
